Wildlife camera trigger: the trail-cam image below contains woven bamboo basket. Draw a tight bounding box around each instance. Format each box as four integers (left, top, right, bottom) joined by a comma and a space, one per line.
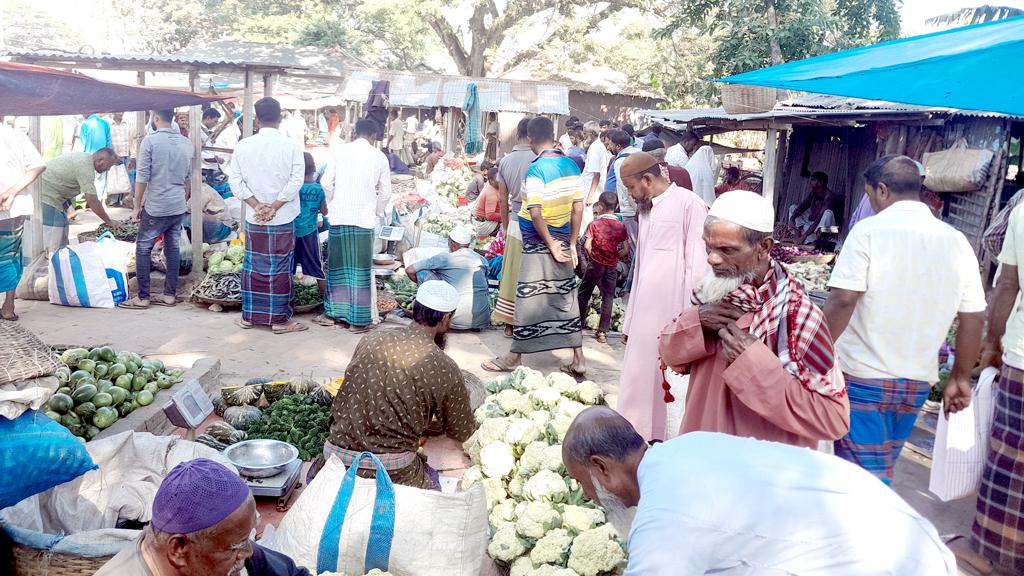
0, 321, 61, 386
721, 84, 780, 115
8, 541, 112, 576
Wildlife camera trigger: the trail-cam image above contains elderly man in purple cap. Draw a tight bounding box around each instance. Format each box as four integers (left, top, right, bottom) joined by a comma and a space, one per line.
95, 458, 309, 576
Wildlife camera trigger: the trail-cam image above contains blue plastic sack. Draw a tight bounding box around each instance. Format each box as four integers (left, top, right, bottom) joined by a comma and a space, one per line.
0, 410, 97, 509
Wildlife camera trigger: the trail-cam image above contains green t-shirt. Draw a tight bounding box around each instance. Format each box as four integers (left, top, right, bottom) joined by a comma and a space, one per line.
294, 182, 325, 237
42, 152, 97, 208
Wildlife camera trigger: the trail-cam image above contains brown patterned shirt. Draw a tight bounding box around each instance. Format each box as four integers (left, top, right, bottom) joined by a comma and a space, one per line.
328, 326, 477, 488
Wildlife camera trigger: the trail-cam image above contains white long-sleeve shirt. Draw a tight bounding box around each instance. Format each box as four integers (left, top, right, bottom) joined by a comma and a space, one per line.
624, 433, 957, 576
684, 144, 716, 206
321, 138, 392, 230
228, 127, 304, 226
664, 142, 689, 169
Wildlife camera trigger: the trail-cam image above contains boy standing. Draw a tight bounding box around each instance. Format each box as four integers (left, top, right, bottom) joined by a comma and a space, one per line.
293, 153, 327, 292
579, 192, 628, 343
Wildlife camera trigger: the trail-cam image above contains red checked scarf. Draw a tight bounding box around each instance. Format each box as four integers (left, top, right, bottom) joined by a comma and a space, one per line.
660, 259, 845, 403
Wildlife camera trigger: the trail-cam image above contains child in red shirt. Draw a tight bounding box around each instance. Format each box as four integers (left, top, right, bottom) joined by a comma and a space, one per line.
579, 192, 629, 342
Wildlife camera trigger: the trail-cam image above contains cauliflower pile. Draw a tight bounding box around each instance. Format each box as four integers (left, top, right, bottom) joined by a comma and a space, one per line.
461, 367, 626, 576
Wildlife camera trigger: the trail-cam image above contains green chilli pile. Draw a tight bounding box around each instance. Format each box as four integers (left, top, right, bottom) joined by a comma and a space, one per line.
461, 367, 626, 576
45, 347, 183, 440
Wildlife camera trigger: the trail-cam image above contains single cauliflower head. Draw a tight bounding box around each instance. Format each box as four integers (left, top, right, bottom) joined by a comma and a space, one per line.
524, 469, 570, 503
533, 567, 580, 576
463, 431, 482, 462
560, 505, 606, 534
518, 441, 565, 477
574, 380, 604, 405
489, 498, 516, 530
494, 389, 533, 416
528, 409, 553, 428
516, 369, 548, 393
508, 473, 526, 498
474, 400, 506, 423
478, 417, 512, 446
488, 525, 528, 562
481, 441, 515, 478
567, 527, 626, 576
530, 387, 563, 410
529, 527, 573, 565
504, 417, 543, 447
556, 398, 586, 419
482, 477, 508, 511
459, 465, 483, 490
509, 556, 535, 576
515, 500, 561, 540
546, 414, 574, 443
546, 371, 579, 396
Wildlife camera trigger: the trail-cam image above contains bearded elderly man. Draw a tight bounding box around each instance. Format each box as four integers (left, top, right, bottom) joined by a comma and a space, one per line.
616, 152, 707, 441
95, 458, 309, 576
658, 191, 849, 446
562, 407, 958, 575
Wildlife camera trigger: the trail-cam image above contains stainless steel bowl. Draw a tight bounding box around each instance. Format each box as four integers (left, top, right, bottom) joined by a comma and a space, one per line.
223, 439, 299, 478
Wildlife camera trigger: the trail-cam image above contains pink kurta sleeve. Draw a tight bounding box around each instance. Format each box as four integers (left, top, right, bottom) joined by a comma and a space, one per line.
721, 341, 850, 440
659, 307, 716, 374
681, 196, 708, 296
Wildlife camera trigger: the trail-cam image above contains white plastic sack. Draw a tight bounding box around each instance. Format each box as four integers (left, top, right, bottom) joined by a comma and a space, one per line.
923, 138, 995, 192
265, 456, 488, 576
0, 376, 58, 420
49, 242, 115, 308
929, 367, 998, 501
106, 164, 131, 196
95, 234, 131, 304
15, 253, 49, 301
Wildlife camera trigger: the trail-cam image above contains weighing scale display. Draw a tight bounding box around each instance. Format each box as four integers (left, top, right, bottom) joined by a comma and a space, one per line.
378, 226, 405, 241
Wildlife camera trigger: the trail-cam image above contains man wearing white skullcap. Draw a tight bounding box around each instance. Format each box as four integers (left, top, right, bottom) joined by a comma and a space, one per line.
404, 225, 491, 330
658, 190, 850, 448
323, 278, 476, 490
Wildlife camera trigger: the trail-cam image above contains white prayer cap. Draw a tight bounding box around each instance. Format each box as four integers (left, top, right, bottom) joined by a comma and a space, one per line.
708, 190, 775, 233
913, 160, 926, 177
448, 226, 473, 246
415, 280, 460, 313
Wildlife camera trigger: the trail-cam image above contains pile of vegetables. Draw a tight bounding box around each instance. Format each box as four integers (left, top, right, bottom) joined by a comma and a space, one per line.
384, 273, 417, 313
583, 294, 625, 332
245, 394, 331, 461
293, 276, 323, 308
462, 367, 626, 576
193, 272, 242, 302
785, 261, 831, 292
419, 207, 473, 237
44, 347, 183, 440
96, 220, 138, 242
206, 245, 245, 274
770, 244, 821, 261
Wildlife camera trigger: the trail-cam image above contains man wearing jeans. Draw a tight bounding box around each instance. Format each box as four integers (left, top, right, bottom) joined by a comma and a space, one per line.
120, 109, 192, 309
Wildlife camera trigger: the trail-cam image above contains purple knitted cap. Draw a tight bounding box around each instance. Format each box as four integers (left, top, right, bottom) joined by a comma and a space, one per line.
151, 458, 250, 534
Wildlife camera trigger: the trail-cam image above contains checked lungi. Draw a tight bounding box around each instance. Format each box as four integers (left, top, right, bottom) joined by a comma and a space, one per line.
510, 241, 582, 354
971, 360, 1024, 573
41, 203, 70, 252
325, 225, 374, 326
241, 221, 295, 326
492, 219, 523, 325
0, 217, 25, 292
834, 374, 931, 484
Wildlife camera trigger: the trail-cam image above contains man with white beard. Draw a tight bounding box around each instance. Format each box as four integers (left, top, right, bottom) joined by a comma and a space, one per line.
657, 191, 849, 447
561, 407, 958, 575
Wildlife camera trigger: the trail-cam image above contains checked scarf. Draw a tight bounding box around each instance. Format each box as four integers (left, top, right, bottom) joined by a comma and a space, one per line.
717, 260, 846, 397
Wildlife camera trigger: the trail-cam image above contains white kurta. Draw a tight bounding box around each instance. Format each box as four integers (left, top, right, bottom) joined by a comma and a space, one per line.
685, 145, 716, 206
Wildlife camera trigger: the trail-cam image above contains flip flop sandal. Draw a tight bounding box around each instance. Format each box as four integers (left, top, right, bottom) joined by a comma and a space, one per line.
118, 298, 150, 309
312, 314, 338, 327
151, 297, 177, 307
560, 364, 587, 381
347, 324, 372, 334
235, 318, 254, 330
273, 322, 309, 334
1, 313, 18, 321
481, 358, 518, 373
595, 331, 607, 343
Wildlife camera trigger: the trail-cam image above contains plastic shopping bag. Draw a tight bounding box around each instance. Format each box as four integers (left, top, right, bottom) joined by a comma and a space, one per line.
49, 241, 117, 308
929, 367, 998, 501
95, 233, 131, 304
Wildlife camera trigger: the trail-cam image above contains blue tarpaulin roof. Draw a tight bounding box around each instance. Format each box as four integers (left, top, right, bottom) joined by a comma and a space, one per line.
719, 16, 1024, 117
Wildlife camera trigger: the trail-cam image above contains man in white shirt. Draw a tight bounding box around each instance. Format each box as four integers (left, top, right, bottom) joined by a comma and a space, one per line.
825, 155, 986, 484
229, 97, 307, 335
581, 121, 609, 220
562, 407, 958, 576
386, 109, 406, 164
664, 140, 688, 169
0, 124, 46, 320
282, 110, 307, 147
681, 131, 717, 206
317, 119, 392, 332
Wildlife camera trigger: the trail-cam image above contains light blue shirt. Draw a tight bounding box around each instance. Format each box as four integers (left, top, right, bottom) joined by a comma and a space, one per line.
624, 433, 956, 575
414, 248, 491, 330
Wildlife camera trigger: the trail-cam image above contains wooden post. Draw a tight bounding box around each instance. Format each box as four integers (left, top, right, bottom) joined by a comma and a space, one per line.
189, 71, 204, 281
29, 116, 43, 257
240, 69, 254, 225
136, 71, 147, 155
763, 127, 779, 207
262, 73, 274, 98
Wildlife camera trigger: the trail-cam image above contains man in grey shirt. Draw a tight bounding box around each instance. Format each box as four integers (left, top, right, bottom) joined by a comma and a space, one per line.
120, 109, 192, 309
492, 117, 538, 334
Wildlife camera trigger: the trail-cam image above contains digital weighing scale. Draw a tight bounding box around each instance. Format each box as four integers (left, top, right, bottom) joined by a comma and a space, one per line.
242, 459, 303, 510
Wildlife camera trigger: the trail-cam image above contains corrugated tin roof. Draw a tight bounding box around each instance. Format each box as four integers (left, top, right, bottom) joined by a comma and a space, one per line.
171, 40, 362, 76
339, 69, 569, 114
3, 49, 305, 72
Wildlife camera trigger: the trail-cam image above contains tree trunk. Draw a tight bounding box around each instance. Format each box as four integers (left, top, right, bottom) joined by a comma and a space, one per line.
765, 0, 784, 65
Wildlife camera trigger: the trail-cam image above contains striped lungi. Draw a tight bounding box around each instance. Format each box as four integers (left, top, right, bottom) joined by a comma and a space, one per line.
325, 225, 374, 326
323, 439, 417, 471
241, 221, 295, 326
510, 241, 582, 354
972, 360, 1024, 573
0, 217, 25, 292
492, 219, 522, 324
833, 374, 931, 484
41, 203, 69, 252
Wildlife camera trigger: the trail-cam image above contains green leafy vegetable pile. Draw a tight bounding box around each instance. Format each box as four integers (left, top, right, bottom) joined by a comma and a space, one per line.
245, 394, 330, 461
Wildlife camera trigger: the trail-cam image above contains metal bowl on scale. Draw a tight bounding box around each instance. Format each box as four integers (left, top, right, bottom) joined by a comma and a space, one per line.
223, 439, 299, 478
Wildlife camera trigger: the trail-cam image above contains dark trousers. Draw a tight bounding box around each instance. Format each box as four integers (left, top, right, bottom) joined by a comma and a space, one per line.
136, 209, 183, 299
578, 261, 617, 332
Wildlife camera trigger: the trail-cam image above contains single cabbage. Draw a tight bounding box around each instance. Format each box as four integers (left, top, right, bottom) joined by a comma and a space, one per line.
208, 252, 225, 268
523, 469, 570, 503
225, 245, 245, 263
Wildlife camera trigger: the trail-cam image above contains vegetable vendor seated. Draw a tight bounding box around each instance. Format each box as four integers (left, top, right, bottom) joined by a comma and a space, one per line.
405, 226, 492, 331
318, 280, 477, 490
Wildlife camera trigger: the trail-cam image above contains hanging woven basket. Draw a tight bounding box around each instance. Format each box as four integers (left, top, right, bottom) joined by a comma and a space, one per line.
721, 84, 782, 115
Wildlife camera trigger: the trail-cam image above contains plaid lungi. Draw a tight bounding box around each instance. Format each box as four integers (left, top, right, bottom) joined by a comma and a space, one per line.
241, 221, 295, 326
41, 203, 69, 252
972, 361, 1024, 573
510, 241, 582, 354
834, 374, 931, 484
325, 225, 374, 326
323, 439, 417, 471
0, 217, 25, 292
492, 219, 522, 324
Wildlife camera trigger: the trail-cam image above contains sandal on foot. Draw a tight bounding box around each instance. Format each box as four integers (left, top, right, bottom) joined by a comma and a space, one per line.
118, 297, 150, 309
503, 325, 514, 339
595, 331, 607, 343
151, 296, 177, 307
273, 322, 309, 334
312, 314, 338, 327
235, 318, 254, 329
347, 324, 372, 334
560, 364, 587, 380
482, 357, 518, 373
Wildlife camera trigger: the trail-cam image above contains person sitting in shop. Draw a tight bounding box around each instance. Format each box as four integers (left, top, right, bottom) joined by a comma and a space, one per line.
406, 227, 492, 331
95, 458, 309, 576
319, 280, 477, 490
788, 171, 841, 243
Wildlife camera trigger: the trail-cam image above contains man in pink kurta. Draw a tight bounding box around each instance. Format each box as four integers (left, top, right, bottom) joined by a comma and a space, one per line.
659, 191, 850, 448
617, 153, 708, 440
